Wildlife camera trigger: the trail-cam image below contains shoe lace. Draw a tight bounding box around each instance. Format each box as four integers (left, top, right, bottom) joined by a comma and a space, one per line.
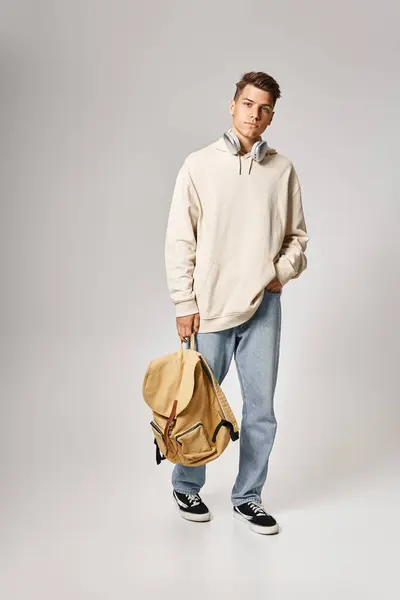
248, 501, 268, 516
185, 493, 201, 507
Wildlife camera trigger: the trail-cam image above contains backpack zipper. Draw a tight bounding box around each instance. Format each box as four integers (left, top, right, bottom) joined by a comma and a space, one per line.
150, 420, 164, 439
175, 422, 202, 442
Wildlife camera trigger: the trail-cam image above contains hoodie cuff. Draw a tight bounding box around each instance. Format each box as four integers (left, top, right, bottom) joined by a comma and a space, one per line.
175, 298, 199, 318
274, 255, 296, 286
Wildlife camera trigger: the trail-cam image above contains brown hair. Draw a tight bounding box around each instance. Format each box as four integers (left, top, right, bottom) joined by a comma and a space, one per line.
233, 71, 281, 106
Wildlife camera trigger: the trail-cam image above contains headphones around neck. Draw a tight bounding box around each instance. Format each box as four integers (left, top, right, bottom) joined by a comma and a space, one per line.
223, 128, 270, 162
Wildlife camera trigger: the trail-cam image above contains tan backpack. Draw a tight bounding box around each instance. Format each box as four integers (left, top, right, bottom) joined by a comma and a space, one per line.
142, 333, 239, 466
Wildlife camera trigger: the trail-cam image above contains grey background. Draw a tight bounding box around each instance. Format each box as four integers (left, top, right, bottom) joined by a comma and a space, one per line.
1, 1, 399, 598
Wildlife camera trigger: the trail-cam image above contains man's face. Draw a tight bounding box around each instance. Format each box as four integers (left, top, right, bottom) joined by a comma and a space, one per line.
229, 84, 275, 140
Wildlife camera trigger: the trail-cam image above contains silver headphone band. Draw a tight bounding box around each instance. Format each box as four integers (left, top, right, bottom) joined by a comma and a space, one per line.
223, 129, 269, 162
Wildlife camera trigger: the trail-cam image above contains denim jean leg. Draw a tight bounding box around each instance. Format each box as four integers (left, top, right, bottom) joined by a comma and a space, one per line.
231, 290, 282, 506
172, 328, 236, 495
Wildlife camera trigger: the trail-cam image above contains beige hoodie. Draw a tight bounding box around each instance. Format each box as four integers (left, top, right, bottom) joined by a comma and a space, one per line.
164, 135, 309, 333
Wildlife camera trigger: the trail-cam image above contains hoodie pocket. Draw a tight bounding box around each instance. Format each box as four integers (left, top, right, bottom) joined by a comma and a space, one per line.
194, 259, 216, 289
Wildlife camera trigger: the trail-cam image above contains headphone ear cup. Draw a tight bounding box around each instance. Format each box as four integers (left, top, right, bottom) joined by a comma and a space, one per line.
252, 140, 269, 162
223, 130, 241, 155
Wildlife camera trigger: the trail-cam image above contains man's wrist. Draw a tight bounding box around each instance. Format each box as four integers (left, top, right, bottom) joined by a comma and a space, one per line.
175, 298, 199, 318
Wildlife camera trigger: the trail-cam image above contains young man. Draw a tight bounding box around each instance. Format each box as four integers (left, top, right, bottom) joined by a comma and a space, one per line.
164, 71, 309, 535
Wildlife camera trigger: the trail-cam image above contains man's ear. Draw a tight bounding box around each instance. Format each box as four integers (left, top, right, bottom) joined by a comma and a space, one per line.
229, 99, 235, 116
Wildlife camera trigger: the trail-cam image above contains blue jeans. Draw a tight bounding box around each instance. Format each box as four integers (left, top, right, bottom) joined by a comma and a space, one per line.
172, 288, 282, 506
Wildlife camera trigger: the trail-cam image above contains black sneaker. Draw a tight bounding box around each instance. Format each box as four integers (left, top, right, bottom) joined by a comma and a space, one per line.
173, 490, 211, 522
233, 501, 279, 535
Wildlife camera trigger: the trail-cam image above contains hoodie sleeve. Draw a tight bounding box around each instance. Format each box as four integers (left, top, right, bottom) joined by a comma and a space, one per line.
274, 167, 309, 286
164, 159, 200, 317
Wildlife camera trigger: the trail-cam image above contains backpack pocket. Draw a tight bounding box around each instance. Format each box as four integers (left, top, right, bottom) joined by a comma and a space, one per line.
175, 423, 215, 461
150, 420, 167, 456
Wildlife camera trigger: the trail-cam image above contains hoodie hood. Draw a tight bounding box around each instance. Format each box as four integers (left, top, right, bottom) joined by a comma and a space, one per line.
214, 135, 277, 175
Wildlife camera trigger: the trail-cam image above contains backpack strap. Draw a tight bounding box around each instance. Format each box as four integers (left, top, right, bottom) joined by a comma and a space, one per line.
212, 419, 240, 442
163, 399, 178, 454
199, 354, 239, 438
179, 333, 196, 353
154, 438, 166, 465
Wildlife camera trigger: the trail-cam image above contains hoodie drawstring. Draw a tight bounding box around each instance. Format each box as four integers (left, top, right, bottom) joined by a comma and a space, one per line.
237, 154, 254, 175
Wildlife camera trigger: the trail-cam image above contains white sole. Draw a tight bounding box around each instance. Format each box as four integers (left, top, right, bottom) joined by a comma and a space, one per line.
173, 499, 211, 522
233, 510, 280, 535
